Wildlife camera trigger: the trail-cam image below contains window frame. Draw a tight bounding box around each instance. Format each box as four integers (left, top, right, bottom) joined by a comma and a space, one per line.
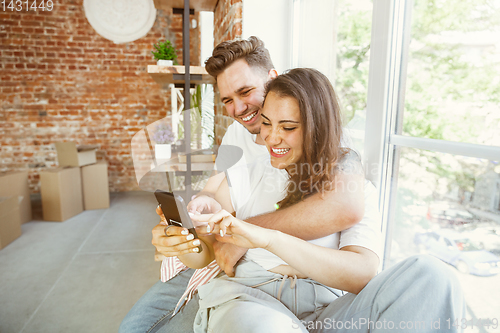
365, 0, 500, 269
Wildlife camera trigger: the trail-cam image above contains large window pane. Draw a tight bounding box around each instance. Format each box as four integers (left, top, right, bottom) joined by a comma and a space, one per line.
388, 148, 500, 330
336, 0, 372, 156
294, 0, 372, 155
403, 0, 500, 147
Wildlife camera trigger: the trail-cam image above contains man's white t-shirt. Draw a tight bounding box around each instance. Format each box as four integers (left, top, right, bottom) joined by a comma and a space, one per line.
215, 121, 382, 270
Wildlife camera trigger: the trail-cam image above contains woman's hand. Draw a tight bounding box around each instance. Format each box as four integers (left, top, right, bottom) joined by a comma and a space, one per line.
193, 210, 276, 250
187, 194, 222, 215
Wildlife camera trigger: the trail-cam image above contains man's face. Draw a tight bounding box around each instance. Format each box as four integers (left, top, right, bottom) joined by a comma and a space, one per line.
217, 59, 275, 134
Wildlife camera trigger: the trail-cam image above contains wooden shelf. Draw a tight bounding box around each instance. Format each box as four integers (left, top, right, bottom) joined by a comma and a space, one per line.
148, 65, 214, 86
153, 0, 217, 12
150, 152, 215, 173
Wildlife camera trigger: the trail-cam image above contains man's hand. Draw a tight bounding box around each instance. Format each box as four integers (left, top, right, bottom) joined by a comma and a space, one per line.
152, 224, 202, 256
152, 206, 202, 256
187, 194, 222, 214
212, 242, 247, 277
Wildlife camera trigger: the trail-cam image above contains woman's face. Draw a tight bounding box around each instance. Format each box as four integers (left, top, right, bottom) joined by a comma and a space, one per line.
260, 91, 303, 170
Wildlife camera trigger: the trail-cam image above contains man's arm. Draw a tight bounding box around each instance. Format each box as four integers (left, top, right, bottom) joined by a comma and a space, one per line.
246, 150, 365, 240
211, 150, 366, 276
186, 171, 225, 214
193, 170, 225, 199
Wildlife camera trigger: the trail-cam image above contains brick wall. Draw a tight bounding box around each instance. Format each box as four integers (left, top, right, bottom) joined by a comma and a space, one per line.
214, 0, 242, 45
213, 0, 243, 144
0, 0, 200, 193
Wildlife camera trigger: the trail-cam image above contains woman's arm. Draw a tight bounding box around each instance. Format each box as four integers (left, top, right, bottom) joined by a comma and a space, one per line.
201, 210, 379, 294
268, 232, 379, 294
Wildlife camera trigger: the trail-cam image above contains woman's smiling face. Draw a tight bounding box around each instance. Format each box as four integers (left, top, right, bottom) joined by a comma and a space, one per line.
260, 91, 303, 171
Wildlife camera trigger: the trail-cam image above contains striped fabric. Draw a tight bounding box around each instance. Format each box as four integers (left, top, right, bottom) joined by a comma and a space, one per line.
160, 256, 188, 282
160, 257, 222, 316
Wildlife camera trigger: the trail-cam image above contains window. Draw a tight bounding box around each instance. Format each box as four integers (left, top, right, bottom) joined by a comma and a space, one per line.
403, 0, 500, 148
367, 0, 500, 327
245, 0, 500, 324
292, 0, 374, 155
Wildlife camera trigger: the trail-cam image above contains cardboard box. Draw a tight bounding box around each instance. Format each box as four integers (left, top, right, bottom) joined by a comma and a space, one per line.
0, 171, 32, 224
0, 196, 22, 250
81, 161, 110, 210
55, 142, 98, 167
40, 167, 83, 222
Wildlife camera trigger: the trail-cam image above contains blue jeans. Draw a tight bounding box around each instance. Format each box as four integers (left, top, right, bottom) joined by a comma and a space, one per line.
119, 268, 199, 333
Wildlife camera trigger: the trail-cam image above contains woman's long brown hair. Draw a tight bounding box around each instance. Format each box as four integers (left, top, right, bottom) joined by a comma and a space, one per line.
264, 68, 347, 209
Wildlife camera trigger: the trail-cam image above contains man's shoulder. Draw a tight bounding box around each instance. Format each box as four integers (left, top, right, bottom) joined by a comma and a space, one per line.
226, 121, 250, 137
221, 121, 254, 145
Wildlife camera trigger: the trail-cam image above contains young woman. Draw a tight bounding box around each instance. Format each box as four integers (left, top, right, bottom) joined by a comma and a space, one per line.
175, 68, 382, 333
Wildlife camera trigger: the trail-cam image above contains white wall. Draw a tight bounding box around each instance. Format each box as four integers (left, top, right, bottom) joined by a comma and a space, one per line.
242, 0, 293, 74
200, 11, 214, 65
293, 0, 337, 83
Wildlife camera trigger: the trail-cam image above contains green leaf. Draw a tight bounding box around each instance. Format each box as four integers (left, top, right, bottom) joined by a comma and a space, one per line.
151, 40, 178, 61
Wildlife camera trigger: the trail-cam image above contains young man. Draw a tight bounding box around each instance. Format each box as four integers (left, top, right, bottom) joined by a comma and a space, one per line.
120, 37, 464, 333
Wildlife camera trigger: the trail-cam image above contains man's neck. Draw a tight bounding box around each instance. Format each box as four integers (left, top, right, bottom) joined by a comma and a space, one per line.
254, 133, 265, 145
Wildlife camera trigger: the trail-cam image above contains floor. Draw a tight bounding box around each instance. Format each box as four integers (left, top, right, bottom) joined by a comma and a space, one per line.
2, 191, 499, 333
0, 192, 161, 333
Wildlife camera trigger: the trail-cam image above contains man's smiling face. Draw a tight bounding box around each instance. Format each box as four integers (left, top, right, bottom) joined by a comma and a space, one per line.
217, 59, 276, 134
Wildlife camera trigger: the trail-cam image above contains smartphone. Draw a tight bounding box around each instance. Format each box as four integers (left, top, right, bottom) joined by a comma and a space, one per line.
154, 190, 202, 253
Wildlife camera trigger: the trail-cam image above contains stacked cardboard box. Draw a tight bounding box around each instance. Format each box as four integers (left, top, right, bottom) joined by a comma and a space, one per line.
81, 161, 109, 210
40, 167, 83, 222
0, 171, 32, 249
0, 171, 32, 224
54, 142, 97, 167
0, 196, 22, 249
40, 142, 110, 222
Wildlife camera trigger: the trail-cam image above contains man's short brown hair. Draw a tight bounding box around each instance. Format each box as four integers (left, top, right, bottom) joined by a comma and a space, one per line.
205, 36, 274, 80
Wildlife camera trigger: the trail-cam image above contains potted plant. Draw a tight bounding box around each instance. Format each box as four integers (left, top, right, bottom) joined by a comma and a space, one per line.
152, 123, 175, 162
152, 40, 178, 66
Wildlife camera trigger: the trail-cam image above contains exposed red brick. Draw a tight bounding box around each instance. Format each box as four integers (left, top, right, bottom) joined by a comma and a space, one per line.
213, 0, 243, 144
1, 0, 201, 193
